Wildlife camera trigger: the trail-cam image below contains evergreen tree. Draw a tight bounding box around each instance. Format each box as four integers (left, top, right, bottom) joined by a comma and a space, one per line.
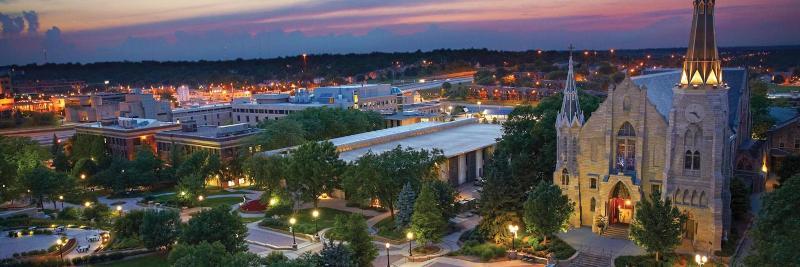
478, 150, 526, 243
319, 240, 354, 267
342, 213, 377, 267
410, 184, 446, 246
522, 181, 574, 243
429, 179, 458, 220
629, 191, 686, 262
50, 134, 69, 172
395, 182, 416, 228
746, 174, 800, 265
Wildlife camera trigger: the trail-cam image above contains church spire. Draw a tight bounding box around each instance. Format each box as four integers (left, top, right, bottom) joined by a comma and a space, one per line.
680, 0, 722, 87
557, 45, 584, 127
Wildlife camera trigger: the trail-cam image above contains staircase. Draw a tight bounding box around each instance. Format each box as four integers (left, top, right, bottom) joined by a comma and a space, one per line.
568, 252, 612, 267
602, 224, 629, 240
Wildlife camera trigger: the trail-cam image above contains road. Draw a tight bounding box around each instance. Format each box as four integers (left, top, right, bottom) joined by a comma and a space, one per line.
1, 126, 76, 146
397, 77, 473, 94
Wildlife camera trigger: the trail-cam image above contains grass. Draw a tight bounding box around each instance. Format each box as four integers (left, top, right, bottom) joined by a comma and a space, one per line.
260, 207, 367, 235
93, 253, 169, 267
373, 216, 407, 240
239, 216, 262, 224
200, 197, 246, 208
768, 83, 800, 93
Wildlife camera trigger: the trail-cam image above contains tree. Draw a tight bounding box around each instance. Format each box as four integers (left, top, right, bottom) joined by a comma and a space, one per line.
51, 134, 69, 172
429, 179, 458, 220
341, 213, 377, 267
522, 181, 574, 244
250, 119, 308, 150
410, 185, 446, 246
83, 203, 111, 223
20, 167, 71, 209
113, 210, 145, 239
395, 182, 416, 228
776, 155, 800, 184
629, 191, 686, 262
244, 154, 285, 200
180, 205, 248, 253
0, 136, 49, 203
730, 178, 750, 221
478, 150, 527, 243
319, 240, 354, 267
140, 209, 181, 250
746, 174, 800, 265
285, 141, 344, 208
168, 241, 229, 267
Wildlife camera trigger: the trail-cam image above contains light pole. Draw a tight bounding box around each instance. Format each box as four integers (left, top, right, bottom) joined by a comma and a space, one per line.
116, 205, 123, 216
406, 232, 414, 257
508, 224, 519, 251
695, 254, 708, 267
385, 242, 391, 267
55, 237, 64, 260
289, 217, 297, 249
311, 210, 319, 238
58, 195, 64, 209
84, 201, 91, 208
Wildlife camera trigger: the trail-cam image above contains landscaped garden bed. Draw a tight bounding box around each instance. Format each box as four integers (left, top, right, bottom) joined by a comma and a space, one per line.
259, 207, 367, 235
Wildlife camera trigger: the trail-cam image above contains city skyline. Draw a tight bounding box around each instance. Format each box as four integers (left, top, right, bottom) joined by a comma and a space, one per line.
1, 0, 799, 65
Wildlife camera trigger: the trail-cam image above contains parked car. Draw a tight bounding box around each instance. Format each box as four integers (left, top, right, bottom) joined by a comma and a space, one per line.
76, 245, 90, 253
87, 235, 100, 242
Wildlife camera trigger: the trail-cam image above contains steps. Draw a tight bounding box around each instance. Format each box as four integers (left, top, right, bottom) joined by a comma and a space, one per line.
568, 252, 612, 267
602, 224, 629, 240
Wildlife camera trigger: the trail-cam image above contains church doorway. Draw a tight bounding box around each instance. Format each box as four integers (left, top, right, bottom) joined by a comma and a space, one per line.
607, 182, 633, 225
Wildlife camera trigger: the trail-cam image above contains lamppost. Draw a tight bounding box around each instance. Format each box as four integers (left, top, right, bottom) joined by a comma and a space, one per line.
116, 205, 123, 216
311, 210, 319, 238
385, 243, 391, 267
58, 195, 64, 209
508, 224, 519, 251
55, 237, 64, 260
406, 232, 414, 257
695, 254, 708, 267
84, 201, 91, 208
289, 217, 297, 249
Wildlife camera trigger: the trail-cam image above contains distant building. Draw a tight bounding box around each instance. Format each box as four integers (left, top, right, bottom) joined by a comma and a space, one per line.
176, 85, 190, 103
65, 91, 172, 123
763, 107, 800, 190
75, 117, 180, 160
171, 103, 232, 126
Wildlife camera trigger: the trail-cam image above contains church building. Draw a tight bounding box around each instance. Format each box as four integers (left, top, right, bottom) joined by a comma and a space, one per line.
553, 0, 750, 252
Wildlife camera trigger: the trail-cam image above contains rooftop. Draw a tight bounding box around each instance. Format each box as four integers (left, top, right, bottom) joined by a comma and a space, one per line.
156, 123, 260, 141
77, 117, 176, 132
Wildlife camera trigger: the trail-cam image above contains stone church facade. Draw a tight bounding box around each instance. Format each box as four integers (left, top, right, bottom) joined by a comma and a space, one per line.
553, 0, 750, 252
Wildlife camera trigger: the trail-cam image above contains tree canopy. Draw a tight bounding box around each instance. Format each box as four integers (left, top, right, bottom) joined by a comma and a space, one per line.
285, 141, 344, 208
522, 181, 574, 243
180, 205, 248, 253
746, 174, 800, 265
629, 192, 686, 262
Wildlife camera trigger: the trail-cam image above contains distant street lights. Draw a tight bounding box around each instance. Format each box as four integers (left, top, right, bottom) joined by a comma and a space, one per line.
385, 242, 391, 267
289, 217, 297, 249
508, 224, 519, 251
406, 232, 414, 257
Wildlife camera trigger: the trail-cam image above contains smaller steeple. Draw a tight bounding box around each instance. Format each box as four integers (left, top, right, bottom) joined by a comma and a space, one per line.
557, 45, 584, 127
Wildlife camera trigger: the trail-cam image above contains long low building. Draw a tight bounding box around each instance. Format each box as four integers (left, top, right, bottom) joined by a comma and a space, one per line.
265, 118, 502, 186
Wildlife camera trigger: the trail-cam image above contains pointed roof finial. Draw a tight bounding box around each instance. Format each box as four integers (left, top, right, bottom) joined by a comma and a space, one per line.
557, 44, 584, 127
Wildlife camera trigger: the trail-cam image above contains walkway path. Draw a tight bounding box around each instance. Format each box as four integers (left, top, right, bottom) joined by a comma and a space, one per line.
557, 227, 644, 260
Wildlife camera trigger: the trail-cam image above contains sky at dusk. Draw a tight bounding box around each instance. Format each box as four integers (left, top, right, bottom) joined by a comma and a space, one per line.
0, 0, 799, 66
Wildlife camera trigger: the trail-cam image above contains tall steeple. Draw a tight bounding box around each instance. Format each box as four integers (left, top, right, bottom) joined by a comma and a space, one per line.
557, 45, 584, 127
680, 0, 722, 87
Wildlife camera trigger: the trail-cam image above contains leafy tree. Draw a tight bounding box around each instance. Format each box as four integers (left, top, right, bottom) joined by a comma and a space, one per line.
51, 134, 69, 172
113, 210, 145, 239
776, 154, 800, 184
319, 240, 355, 267
168, 241, 229, 267
83, 203, 111, 223
250, 107, 383, 150
244, 154, 286, 200
395, 182, 416, 228
629, 191, 686, 262
250, 119, 308, 150
0, 136, 48, 203
140, 209, 181, 250
68, 134, 109, 168
474, 70, 495, 85
341, 213, 377, 267
410, 185, 446, 246
730, 178, 750, 221
746, 174, 800, 265
522, 181, 574, 243
749, 80, 775, 139
21, 167, 72, 209
478, 150, 527, 243
180, 205, 248, 253
429, 179, 458, 220
285, 141, 344, 208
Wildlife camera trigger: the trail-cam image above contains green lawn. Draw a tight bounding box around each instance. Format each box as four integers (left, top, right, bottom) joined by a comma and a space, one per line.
93, 253, 169, 267
200, 197, 246, 208
768, 83, 800, 93
261, 207, 369, 235
239, 216, 262, 224
374, 216, 407, 240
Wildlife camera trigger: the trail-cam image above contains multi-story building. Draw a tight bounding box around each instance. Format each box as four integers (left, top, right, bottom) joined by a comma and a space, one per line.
65, 91, 172, 123
171, 104, 233, 126
75, 117, 180, 160
763, 108, 800, 190
553, 0, 749, 252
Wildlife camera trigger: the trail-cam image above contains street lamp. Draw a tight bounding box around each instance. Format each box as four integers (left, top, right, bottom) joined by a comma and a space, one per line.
695, 254, 708, 266
58, 195, 64, 209
385, 243, 391, 267
197, 195, 204, 202
311, 210, 319, 237
84, 201, 91, 208
116, 205, 123, 216
508, 224, 519, 251
55, 237, 64, 260
289, 217, 297, 249
80, 174, 86, 180
406, 232, 414, 257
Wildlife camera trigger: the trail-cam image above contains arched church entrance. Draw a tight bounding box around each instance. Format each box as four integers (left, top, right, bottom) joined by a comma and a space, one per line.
607, 182, 633, 225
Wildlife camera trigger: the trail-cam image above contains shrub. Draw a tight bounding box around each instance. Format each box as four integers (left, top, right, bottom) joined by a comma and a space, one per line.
58, 207, 81, 220
259, 217, 287, 229
459, 241, 506, 262
264, 204, 292, 217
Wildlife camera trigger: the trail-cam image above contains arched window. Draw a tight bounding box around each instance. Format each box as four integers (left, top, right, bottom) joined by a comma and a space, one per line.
590, 198, 596, 212
684, 150, 693, 169
590, 178, 597, 189
693, 151, 701, 170
699, 191, 706, 207
684, 125, 702, 171
561, 169, 570, 186
691, 190, 697, 206
673, 188, 680, 203
616, 122, 636, 172
682, 189, 690, 204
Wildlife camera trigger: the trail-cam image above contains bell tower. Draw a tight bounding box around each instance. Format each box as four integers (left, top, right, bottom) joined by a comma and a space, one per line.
665, 0, 730, 252
554, 45, 584, 227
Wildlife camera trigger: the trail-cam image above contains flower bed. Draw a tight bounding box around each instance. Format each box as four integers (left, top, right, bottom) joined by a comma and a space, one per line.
239, 199, 267, 213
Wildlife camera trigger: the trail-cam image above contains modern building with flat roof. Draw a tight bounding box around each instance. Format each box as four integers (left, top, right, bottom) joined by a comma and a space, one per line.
171, 103, 233, 126
265, 118, 502, 187
155, 121, 261, 162
75, 117, 180, 160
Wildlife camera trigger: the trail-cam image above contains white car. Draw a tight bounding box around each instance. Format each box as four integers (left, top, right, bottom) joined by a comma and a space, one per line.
86, 235, 100, 242
76, 245, 90, 253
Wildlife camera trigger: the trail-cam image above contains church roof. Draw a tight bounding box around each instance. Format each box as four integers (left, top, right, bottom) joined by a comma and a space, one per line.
631, 67, 747, 131
557, 54, 584, 127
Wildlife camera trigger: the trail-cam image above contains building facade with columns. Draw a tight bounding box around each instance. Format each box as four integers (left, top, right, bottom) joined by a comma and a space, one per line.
553, 0, 750, 252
